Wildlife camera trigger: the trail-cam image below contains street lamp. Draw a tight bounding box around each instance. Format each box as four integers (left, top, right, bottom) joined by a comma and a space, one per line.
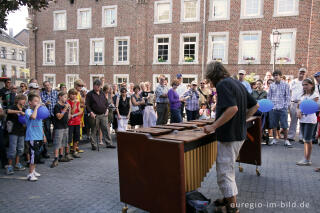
270, 30, 281, 72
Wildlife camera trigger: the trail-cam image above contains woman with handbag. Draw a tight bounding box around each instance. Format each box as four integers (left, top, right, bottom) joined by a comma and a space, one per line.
129, 85, 145, 129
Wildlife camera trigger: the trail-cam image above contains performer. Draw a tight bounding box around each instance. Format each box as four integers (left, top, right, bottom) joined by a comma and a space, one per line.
203, 62, 259, 213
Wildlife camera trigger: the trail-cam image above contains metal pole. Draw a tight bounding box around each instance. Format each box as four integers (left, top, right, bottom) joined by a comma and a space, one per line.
273, 45, 276, 72
201, 0, 207, 80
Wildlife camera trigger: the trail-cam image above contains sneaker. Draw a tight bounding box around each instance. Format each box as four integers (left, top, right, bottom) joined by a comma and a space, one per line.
14, 163, 26, 171
76, 148, 84, 153
73, 152, 81, 158
99, 141, 104, 145
106, 145, 116, 149
284, 140, 292, 147
269, 139, 278, 145
91, 144, 97, 151
299, 139, 304, 144
6, 165, 14, 175
296, 159, 312, 166
27, 173, 38, 181
50, 159, 58, 168
66, 154, 74, 161
59, 156, 70, 162
33, 170, 41, 177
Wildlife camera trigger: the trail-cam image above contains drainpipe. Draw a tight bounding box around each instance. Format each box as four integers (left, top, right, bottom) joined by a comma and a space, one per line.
201, 0, 207, 80
306, 0, 314, 71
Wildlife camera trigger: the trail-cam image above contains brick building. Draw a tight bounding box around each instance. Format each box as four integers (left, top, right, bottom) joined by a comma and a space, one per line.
28, 0, 320, 90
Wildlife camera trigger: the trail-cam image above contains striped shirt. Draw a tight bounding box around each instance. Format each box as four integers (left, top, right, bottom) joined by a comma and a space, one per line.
155, 84, 169, 104
267, 81, 290, 110
184, 89, 200, 111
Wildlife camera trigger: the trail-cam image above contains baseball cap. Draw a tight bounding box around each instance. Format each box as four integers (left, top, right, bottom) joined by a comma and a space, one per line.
238, 70, 246, 75
314, 72, 320, 77
191, 81, 197, 85
299, 68, 307, 73
176, 73, 182, 78
29, 83, 39, 89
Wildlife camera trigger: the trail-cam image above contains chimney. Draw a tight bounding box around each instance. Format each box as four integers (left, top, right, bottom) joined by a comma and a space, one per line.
9, 28, 13, 37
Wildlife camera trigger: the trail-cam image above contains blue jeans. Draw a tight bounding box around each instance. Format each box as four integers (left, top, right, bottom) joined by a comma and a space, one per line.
7, 134, 25, 159
269, 109, 288, 129
186, 110, 199, 121
170, 108, 182, 123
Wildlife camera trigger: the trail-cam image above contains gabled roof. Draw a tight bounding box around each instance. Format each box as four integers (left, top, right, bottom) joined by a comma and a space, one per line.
14, 29, 29, 39
0, 29, 25, 47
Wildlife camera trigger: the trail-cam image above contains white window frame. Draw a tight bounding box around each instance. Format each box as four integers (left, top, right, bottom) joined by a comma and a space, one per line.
114, 36, 130, 65
179, 33, 199, 64
154, 0, 172, 24
209, 0, 230, 21
270, 28, 297, 65
53, 10, 67, 31
182, 74, 198, 85
113, 74, 129, 87
153, 34, 172, 65
274, 0, 299, 17
207, 32, 229, 64
65, 39, 79, 66
90, 74, 104, 90
238, 30, 262, 64
90, 38, 105, 66
240, 0, 264, 19
181, 0, 200, 22
65, 74, 80, 90
102, 5, 117, 28
43, 74, 56, 88
43, 40, 55, 66
152, 74, 171, 91
77, 8, 92, 29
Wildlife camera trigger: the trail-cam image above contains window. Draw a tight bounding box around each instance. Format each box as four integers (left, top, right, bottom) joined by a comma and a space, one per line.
238, 31, 261, 64
102, 6, 117, 27
274, 0, 299, 17
114, 74, 129, 88
90, 74, 104, 90
0, 47, 6, 59
65, 39, 79, 65
43, 40, 55, 65
53, 10, 67, 30
43, 74, 56, 88
153, 34, 171, 64
77, 8, 91, 29
114, 36, 130, 65
11, 49, 16, 60
182, 74, 198, 85
271, 29, 296, 64
208, 32, 229, 64
90, 38, 104, 65
11, 66, 17, 77
19, 50, 25, 61
154, 1, 172, 24
181, 0, 200, 22
179, 33, 199, 64
152, 74, 170, 91
241, 0, 263, 19
209, 0, 230, 21
66, 74, 79, 90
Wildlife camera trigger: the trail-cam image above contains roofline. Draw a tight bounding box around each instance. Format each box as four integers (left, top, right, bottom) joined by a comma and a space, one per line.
0, 29, 25, 46
14, 29, 29, 39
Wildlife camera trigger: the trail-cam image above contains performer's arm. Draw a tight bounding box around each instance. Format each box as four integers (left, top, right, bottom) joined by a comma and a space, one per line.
246, 103, 259, 119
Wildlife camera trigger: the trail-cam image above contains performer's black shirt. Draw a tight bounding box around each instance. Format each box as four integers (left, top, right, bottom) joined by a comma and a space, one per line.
215, 77, 257, 142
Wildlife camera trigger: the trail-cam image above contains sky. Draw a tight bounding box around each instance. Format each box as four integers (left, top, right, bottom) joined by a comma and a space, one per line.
5, 6, 28, 37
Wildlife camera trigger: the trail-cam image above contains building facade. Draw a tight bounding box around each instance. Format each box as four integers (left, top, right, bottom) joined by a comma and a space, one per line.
29, 0, 320, 89
0, 30, 28, 84
14, 29, 30, 70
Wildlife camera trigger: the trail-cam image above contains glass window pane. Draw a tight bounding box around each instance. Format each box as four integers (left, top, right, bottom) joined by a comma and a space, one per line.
158, 3, 170, 21
184, 1, 197, 19
213, 0, 227, 18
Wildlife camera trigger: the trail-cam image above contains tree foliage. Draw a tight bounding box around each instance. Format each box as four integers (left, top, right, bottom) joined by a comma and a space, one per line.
0, 0, 48, 30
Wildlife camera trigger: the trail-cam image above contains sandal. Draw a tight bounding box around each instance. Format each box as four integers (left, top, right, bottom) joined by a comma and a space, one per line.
214, 198, 228, 206
315, 168, 320, 172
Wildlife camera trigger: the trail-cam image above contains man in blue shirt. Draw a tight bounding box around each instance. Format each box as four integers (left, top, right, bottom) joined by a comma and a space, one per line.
238, 70, 252, 93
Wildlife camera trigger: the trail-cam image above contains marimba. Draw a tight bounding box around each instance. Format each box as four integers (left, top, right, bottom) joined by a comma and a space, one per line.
117, 117, 261, 213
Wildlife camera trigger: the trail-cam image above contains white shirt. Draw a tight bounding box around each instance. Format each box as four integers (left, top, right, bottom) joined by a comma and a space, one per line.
299, 92, 319, 124
176, 83, 188, 97
290, 79, 303, 102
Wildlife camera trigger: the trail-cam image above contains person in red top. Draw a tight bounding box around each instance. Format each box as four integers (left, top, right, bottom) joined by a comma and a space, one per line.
67, 89, 83, 158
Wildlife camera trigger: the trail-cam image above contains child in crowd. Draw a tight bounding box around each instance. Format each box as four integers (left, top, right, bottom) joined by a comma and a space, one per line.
199, 103, 210, 120
6, 94, 27, 175
51, 91, 71, 168
25, 93, 45, 181
68, 89, 82, 158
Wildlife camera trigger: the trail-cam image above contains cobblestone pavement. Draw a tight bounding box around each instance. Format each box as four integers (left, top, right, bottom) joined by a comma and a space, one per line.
0, 135, 320, 213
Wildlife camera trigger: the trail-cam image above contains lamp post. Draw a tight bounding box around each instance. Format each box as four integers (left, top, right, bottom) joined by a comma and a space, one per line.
271, 30, 281, 72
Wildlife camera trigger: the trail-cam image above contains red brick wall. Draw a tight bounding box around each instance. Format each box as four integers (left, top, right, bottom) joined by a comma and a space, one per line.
29, 0, 320, 88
